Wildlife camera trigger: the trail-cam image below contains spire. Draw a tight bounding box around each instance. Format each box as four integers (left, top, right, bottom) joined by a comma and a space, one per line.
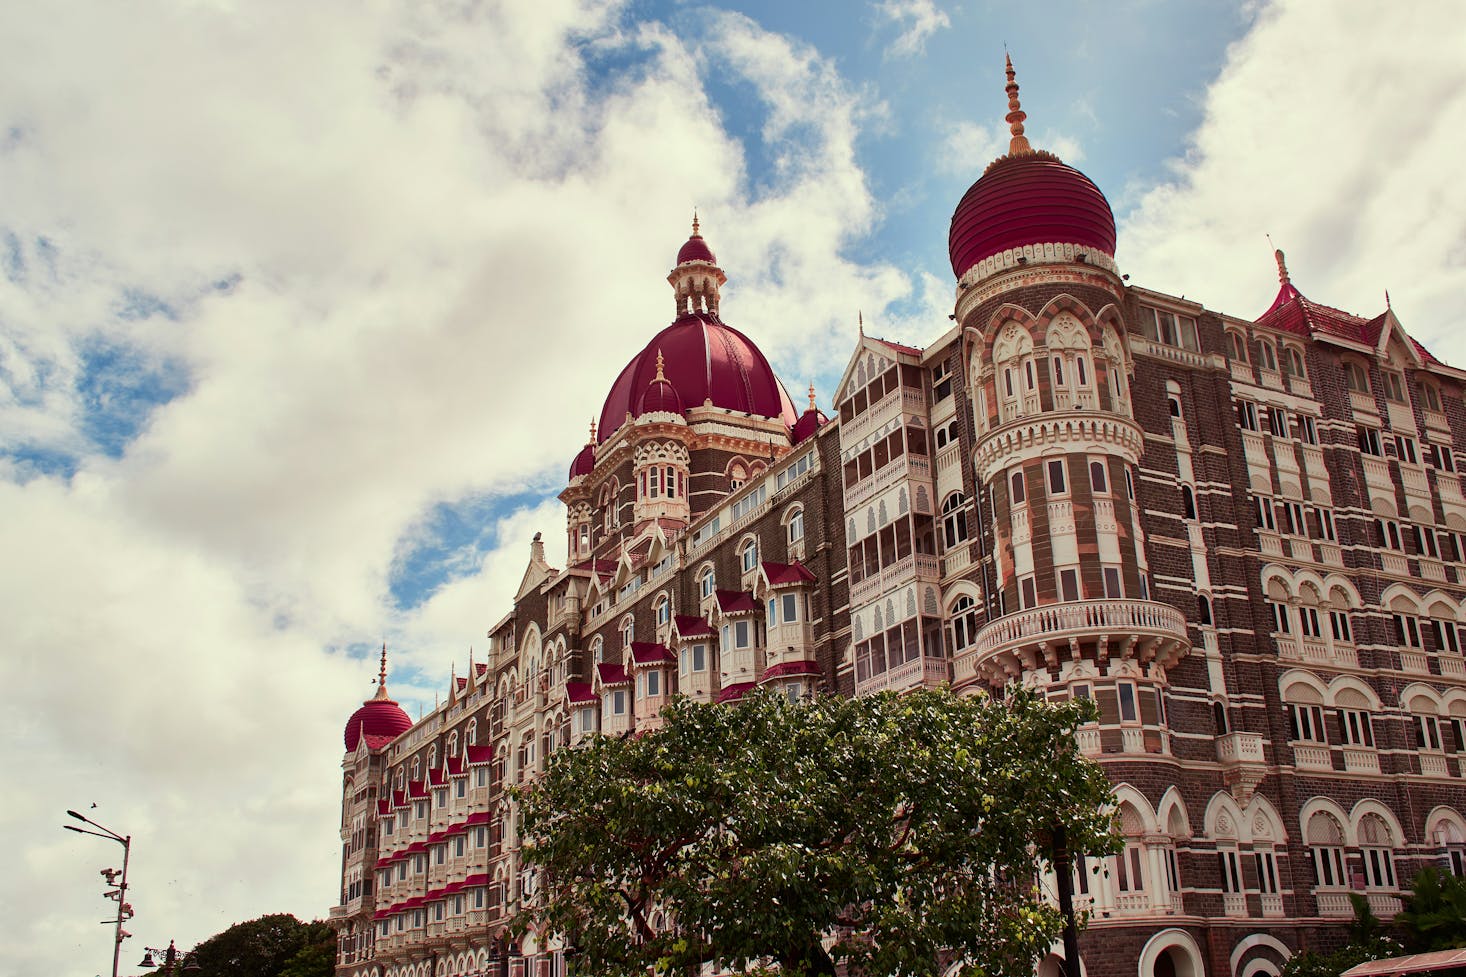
447, 661, 458, 705
1004, 53, 1032, 155
655, 348, 666, 382
1275, 248, 1290, 286
588, 418, 597, 443
374, 643, 390, 700
858, 311, 864, 337
1385, 289, 1392, 310
808, 381, 817, 411
691, 211, 700, 238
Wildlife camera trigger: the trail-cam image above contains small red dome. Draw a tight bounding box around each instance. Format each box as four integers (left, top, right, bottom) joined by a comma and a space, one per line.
568, 442, 595, 480
677, 233, 716, 265
790, 406, 826, 445
948, 152, 1116, 280
344, 696, 412, 752
598, 312, 798, 442
637, 375, 685, 416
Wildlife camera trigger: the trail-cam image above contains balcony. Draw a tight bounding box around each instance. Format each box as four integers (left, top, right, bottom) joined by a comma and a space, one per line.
1241, 430, 1269, 470
1223, 892, 1248, 917
1218, 731, 1267, 801
1349, 389, 1378, 415
1292, 743, 1332, 771
960, 599, 1189, 685
1261, 892, 1284, 918
844, 453, 932, 508
1421, 752, 1452, 778
855, 655, 949, 696
1343, 746, 1380, 774
1318, 891, 1353, 917
849, 552, 941, 609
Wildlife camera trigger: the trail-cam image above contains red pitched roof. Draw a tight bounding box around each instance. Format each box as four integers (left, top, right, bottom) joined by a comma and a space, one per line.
716, 681, 756, 703
873, 336, 923, 357
565, 681, 597, 704
465, 743, 492, 765
716, 589, 758, 613
761, 560, 817, 586
596, 662, 631, 685
674, 614, 713, 636
761, 660, 820, 680
1256, 283, 1438, 363
630, 642, 676, 665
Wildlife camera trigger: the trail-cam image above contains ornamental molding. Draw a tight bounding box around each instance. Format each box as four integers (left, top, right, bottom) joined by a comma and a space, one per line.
973, 412, 1145, 483
955, 244, 1123, 322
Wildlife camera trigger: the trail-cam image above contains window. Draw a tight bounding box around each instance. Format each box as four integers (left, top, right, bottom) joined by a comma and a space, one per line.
1115, 844, 1146, 892
611, 690, 626, 715
455, 779, 466, 799
1103, 566, 1123, 598
691, 643, 706, 672
1360, 815, 1396, 888
1259, 340, 1279, 372
1330, 610, 1353, 643
934, 420, 959, 449
699, 567, 715, 599
1344, 361, 1370, 394
1255, 850, 1280, 894
787, 507, 804, 543
1299, 605, 1323, 639
1255, 495, 1277, 532
1338, 706, 1375, 747
1421, 382, 1444, 412
1383, 370, 1407, 403
1237, 401, 1259, 431
1218, 848, 1244, 894
1378, 518, 1405, 551
1413, 524, 1440, 558
1226, 331, 1249, 362
1358, 426, 1383, 455
1276, 500, 1305, 536
655, 596, 670, 626
1311, 506, 1336, 541
734, 620, 751, 648
741, 539, 758, 572
941, 493, 968, 549
1117, 682, 1138, 723
1396, 434, 1419, 465
1298, 414, 1318, 444
951, 596, 978, 650
1289, 702, 1326, 742
1432, 619, 1461, 654
1090, 460, 1108, 494
1140, 307, 1200, 351
1426, 442, 1458, 472
1010, 467, 1026, 504
1267, 406, 1289, 437
1167, 394, 1182, 418
1047, 459, 1067, 495
1416, 714, 1444, 751
1394, 613, 1423, 648
933, 361, 953, 401
1059, 567, 1080, 602
1283, 346, 1306, 378
1182, 485, 1197, 521
782, 593, 798, 623
645, 670, 661, 697
1019, 574, 1037, 609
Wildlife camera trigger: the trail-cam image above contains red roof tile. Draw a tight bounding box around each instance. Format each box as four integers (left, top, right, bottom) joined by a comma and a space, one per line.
630, 642, 676, 664
596, 662, 630, 685
466, 743, 492, 765
761, 660, 820, 680
715, 589, 758, 613
565, 681, 597, 704
761, 560, 817, 586
873, 337, 923, 357
674, 614, 713, 636
716, 681, 756, 703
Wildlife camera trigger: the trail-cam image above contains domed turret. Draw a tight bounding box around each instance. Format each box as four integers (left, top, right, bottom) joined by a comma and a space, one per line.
947, 56, 1116, 280
790, 382, 827, 445
568, 421, 597, 480
344, 646, 412, 752
597, 222, 798, 443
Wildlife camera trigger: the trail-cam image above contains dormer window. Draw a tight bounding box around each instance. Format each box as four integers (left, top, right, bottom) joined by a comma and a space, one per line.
1344, 361, 1370, 393
1225, 331, 1248, 363
1383, 370, 1407, 403
1283, 345, 1306, 378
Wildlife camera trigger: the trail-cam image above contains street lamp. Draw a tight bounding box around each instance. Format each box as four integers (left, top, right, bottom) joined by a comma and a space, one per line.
63, 809, 133, 977
139, 940, 201, 974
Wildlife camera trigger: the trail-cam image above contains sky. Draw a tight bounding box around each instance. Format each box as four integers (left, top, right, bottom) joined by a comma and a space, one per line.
5, 1, 1465, 974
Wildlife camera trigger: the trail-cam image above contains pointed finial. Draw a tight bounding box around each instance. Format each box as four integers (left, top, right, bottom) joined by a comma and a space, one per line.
808, 381, 817, 411
1274, 248, 1290, 286
1385, 289, 1392, 309
691, 211, 700, 238
588, 418, 597, 443
858, 311, 864, 337
655, 348, 666, 381
374, 643, 390, 700
1004, 54, 1032, 155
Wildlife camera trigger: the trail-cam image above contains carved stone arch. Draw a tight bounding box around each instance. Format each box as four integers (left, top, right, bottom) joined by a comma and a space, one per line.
1206, 790, 1244, 840
1243, 795, 1287, 844
1402, 682, 1445, 715
1156, 786, 1192, 839
993, 320, 1035, 363
1230, 935, 1293, 977
1350, 798, 1404, 845
1329, 674, 1381, 709
1321, 574, 1362, 608
1426, 805, 1466, 845
1033, 293, 1099, 334
906, 587, 917, 617
1138, 929, 1206, 977
1381, 582, 1426, 614
898, 487, 909, 514
1046, 312, 1092, 351
924, 586, 939, 616
1109, 783, 1160, 835
1278, 669, 1327, 704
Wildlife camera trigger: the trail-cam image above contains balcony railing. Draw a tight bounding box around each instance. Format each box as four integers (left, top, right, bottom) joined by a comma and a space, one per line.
960, 599, 1189, 685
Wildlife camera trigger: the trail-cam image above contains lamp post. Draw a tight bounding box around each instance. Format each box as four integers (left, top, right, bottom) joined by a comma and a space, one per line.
63, 809, 133, 977
139, 940, 201, 975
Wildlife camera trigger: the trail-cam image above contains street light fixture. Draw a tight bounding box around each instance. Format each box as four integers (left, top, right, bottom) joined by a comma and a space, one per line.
63, 809, 133, 977
139, 940, 201, 974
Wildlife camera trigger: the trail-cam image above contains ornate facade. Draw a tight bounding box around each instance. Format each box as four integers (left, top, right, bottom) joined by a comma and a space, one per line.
331, 59, 1466, 977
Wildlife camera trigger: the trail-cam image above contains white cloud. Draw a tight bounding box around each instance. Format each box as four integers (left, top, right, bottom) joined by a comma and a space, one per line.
871, 0, 952, 59
938, 120, 1085, 178
1, 4, 920, 973
1119, 0, 1466, 362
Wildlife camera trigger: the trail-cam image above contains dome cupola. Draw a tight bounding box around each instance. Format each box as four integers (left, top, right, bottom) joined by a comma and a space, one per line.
948, 56, 1117, 280
344, 645, 412, 752
568, 421, 597, 480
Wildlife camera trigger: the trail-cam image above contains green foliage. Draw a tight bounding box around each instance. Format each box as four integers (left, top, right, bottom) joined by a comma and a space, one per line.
1397, 866, 1466, 952
189, 914, 334, 977
1278, 937, 1401, 977
514, 687, 1120, 977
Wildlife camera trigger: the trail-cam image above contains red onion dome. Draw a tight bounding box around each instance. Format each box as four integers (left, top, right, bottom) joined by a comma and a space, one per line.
676, 216, 716, 265
948, 152, 1116, 279
636, 360, 686, 416
344, 694, 411, 752
789, 383, 827, 445
598, 311, 798, 442
568, 442, 595, 480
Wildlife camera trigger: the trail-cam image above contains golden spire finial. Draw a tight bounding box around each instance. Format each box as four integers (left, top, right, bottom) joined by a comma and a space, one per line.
1275, 248, 1290, 286
808, 381, 817, 411
691, 211, 700, 237
655, 348, 666, 381
374, 643, 390, 700
1005, 53, 1032, 155
588, 418, 597, 443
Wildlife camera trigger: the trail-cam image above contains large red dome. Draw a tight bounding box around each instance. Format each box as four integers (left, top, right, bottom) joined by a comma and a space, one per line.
344, 695, 412, 752
598, 312, 798, 442
948, 152, 1116, 280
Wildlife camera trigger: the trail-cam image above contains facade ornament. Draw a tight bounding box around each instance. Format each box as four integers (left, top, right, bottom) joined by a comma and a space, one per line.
1004, 54, 1032, 155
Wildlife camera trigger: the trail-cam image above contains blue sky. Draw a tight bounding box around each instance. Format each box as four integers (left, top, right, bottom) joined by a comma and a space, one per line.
6, 2, 1466, 974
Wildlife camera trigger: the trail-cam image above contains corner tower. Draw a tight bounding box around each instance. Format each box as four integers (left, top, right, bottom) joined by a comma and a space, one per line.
947, 58, 1190, 702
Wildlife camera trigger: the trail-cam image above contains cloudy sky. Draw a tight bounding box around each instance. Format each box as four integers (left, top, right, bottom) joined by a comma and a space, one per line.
6, 1, 1465, 973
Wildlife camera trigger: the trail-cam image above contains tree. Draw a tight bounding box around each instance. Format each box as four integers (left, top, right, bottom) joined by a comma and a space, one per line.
514, 687, 1120, 977
1397, 866, 1466, 952
189, 914, 333, 977
1279, 895, 1401, 977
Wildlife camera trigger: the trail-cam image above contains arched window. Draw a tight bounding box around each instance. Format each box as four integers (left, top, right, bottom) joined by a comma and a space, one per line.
1198, 593, 1213, 626
699, 566, 715, 599
1182, 485, 1197, 521
590, 636, 604, 664
950, 596, 978, 651
1307, 811, 1348, 888
1359, 814, 1397, 889
467, 720, 477, 745
729, 463, 748, 491
1344, 361, 1371, 394
1047, 316, 1093, 410
941, 493, 968, 549
1258, 339, 1279, 372
619, 616, 635, 649
740, 538, 759, 573
654, 594, 670, 626
1226, 330, 1249, 363
787, 506, 805, 544
993, 322, 1035, 422
1283, 345, 1306, 378
1114, 802, 1149, 898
